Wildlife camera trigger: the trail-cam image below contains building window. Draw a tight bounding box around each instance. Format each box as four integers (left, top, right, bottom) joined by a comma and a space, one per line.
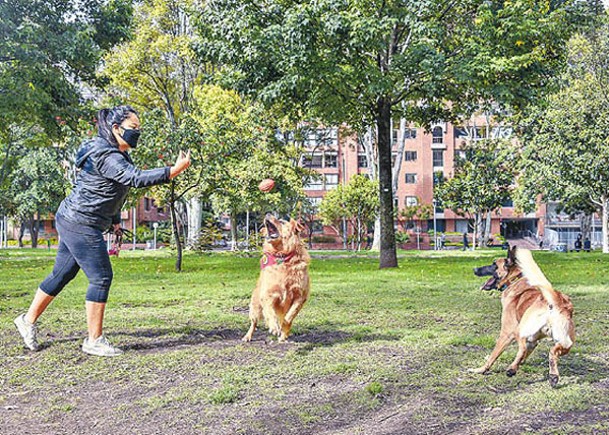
394, 197, 399, 210
392, 129, 399, 145
434, 200, 444, 213
391, 153, 397, 166
358, 154, 368, 168
433, 171, 443, 185
405, 196, 418, 207
432, 150, 444, 168
432, 126, 443, 144
474, 126, 487, 140
311, 220, 324, 233
405, 128, 417, 139
405, 173, 417, 184
502, 198, 514, 207
324, 152, 338, 168
307, 197, 323, 208
144, 197, 151, 211
455, 219, 471, 234
305, 178, 324, 190
302, 153, 323, 168
306, 128, 338, 147
325, 174, 339, 190
404, 151, 417, 162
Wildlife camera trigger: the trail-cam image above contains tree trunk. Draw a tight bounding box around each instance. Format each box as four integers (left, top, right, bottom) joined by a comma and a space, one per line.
472, 213, 478, 250
230, 211, 237, 251
18, 221, 25, 248
371, 218, 381, 250
376, 97, 397, 268
170, 181, 183, 272
581, 213, 592, 242
483, 212, 492, 246
602, 196, 609, 254
186, 196, 202, 248
361, 125, 381, 251
30, 215, 39, 249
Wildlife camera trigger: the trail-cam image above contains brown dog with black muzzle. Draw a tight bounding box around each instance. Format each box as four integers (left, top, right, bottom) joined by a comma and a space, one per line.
242, 214, 310, 343
471, 246, 575, 387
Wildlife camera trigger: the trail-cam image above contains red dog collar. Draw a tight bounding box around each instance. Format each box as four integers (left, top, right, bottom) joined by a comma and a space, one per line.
260, 252, 295, 270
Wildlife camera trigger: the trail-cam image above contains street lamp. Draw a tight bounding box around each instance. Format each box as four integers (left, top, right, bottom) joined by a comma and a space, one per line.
153, 222, 159, 250
432, 198, 437, 251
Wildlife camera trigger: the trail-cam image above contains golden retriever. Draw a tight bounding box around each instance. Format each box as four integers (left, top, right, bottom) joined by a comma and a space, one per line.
471, 246, 575, 387
242, 214, 310, 343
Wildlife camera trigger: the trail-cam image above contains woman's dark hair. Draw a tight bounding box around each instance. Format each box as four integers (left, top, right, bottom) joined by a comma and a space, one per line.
97, 105, 138, 146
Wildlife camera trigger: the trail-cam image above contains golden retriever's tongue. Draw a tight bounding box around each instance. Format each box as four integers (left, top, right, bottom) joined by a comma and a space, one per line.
265, 221, 279, 238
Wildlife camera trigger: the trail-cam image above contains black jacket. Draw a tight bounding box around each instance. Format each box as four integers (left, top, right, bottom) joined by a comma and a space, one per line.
57, 137, 171, 231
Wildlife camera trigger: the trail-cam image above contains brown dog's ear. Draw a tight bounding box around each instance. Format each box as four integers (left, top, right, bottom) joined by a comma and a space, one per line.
260, 226, 268, 237
506, 245, 517, 266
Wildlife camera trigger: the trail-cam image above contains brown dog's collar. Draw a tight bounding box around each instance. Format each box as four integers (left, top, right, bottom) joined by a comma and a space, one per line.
260, 252, 295, 270
498, 273, 524, 291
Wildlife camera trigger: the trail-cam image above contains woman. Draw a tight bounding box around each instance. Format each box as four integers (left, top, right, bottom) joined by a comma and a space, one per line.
14, 105, 191, 356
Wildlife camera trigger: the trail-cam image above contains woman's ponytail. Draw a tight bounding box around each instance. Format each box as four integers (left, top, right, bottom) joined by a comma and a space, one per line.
96, 106, 138, 147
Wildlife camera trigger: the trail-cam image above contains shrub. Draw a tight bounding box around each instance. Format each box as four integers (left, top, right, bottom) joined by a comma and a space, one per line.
395, 230, 410, 244
312, 235, 337, 244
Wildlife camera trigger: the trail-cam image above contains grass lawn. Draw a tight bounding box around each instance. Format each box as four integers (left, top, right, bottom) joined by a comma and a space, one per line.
1, 248, 608, 434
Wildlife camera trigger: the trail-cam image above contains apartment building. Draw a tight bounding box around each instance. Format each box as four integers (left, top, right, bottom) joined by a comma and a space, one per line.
302, 120, 547, 245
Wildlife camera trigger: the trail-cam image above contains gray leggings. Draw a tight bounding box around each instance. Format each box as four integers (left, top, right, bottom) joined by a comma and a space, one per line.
39, 215, 113, 303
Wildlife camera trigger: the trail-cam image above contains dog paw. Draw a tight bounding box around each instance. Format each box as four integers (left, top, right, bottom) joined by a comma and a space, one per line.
467, 367, 488, 375
506, 368, 517, 377
241, 335, 252, 343
549, 374, 559, 388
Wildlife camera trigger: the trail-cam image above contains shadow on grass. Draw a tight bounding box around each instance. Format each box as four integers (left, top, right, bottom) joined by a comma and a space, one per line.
111, 324, 400, 354
117, 327, 245, 352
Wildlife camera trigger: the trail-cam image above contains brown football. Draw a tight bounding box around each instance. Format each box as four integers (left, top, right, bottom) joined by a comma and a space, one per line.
258, 178, 276, 192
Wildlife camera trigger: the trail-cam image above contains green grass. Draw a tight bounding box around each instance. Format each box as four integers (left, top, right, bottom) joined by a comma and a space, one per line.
1, 248, 608, 434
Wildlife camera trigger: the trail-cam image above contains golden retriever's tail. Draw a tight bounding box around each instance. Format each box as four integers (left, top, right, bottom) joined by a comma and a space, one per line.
515, 248, 573, 348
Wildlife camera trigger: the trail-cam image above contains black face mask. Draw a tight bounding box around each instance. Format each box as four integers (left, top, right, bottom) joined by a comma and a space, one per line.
120, 127, 141, 149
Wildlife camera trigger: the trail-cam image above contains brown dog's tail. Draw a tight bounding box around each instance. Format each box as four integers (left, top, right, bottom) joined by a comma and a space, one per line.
515, 248, 573, 348
515, 248, 556, 306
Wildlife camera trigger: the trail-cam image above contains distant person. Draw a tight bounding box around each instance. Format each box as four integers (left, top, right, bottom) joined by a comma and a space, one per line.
14, 105, 191, 357
574, 234, 583, 252
462, 232, 469, 251
584, 237, 591, 252
440, 233, 446, 250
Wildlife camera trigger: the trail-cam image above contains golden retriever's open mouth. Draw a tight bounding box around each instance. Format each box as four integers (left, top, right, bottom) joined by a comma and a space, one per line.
264, 218, 280, 239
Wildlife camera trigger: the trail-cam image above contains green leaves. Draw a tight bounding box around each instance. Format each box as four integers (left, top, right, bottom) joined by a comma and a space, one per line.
516, 19, 609, 214
434, 139, 517, 217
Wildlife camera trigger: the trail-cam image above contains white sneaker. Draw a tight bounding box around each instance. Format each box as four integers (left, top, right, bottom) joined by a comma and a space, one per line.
82, 335, 123, 357
14, 314, 40, 351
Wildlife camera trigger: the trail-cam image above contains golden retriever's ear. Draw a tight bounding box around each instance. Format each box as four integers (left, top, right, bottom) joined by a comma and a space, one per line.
290, 218, 305, 234
260, 227, 268, 237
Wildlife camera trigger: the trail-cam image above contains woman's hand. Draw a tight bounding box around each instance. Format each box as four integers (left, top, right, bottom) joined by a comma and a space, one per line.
169, 150, 191, 179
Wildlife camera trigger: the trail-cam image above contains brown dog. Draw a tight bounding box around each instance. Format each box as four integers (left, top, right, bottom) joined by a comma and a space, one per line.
242, 214, 310, 343
471, 246, 575, 387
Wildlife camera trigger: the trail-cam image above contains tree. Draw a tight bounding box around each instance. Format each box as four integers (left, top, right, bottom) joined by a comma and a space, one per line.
0, 0, 132, 195
7, 147, 68, 248
516, 20, 609, 253
198, 0, 585, 267
319, 175, 378, 251
103, 0, 208, 270
434, 140, 517, 249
